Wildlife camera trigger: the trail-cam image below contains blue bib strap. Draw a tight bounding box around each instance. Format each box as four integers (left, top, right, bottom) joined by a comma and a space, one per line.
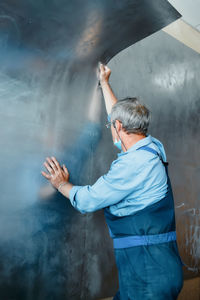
137, 145, 159, 156
113, 231, 176, 249
137, 145, 168, 166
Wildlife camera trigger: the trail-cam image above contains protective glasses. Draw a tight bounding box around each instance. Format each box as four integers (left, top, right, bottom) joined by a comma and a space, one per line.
105, 122, 112, 129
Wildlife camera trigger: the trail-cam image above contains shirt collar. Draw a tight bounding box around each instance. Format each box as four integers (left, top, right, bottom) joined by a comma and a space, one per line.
118, 135, 153, 157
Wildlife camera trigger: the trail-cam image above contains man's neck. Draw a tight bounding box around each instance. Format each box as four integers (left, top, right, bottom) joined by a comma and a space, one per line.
122, 133, 146, 152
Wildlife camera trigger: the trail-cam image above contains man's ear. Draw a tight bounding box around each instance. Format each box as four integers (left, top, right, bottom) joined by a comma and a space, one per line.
115, 120, 122, 131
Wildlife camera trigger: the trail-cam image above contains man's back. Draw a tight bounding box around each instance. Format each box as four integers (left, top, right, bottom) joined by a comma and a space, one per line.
107, 134, 168, 216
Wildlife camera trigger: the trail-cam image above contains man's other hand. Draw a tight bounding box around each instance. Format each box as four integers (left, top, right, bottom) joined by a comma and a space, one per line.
99, 63, 111, 84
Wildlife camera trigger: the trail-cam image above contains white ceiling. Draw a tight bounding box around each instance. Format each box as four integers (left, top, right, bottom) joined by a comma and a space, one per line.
168, 0, 200, 31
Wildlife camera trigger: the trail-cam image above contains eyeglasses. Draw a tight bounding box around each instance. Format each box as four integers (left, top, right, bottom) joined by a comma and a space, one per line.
105, 121, 117, 129
105, 122, 111, 129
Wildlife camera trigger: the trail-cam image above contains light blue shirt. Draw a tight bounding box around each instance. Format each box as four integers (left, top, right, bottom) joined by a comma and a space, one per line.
69, 135, 168, 216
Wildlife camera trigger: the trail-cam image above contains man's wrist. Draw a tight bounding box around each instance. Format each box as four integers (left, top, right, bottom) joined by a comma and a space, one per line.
58, 181, 74, 199
100, 80, 109, 87
58, 181, 68, 193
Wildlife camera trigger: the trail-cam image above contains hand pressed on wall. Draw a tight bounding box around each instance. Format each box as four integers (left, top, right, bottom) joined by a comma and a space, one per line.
41, 156, 69, 189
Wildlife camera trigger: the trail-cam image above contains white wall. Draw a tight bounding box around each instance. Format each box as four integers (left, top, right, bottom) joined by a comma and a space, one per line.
168, 0, 200, 31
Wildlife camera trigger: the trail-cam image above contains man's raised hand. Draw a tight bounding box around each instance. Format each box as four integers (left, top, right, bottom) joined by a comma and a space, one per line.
99, 63, 111, 84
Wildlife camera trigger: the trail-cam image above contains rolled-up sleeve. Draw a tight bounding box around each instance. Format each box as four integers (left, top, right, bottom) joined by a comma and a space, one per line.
69, 157, 135, 214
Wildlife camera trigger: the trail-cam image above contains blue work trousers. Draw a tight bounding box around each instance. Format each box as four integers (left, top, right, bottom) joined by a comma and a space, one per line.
112, 241, 183, 300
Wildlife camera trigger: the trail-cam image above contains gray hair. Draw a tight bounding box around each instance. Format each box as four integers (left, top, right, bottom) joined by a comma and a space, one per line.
110, 97, 150, 135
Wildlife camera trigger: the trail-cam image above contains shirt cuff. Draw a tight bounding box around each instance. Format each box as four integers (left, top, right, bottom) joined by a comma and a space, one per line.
69, 185, 86, 214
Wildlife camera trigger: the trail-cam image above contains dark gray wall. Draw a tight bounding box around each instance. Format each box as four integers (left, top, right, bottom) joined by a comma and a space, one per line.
0, 1, 184, 299
109, 30, 200, 279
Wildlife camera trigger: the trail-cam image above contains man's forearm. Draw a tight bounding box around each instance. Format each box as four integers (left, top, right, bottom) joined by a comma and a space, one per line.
101, 81, 118, 115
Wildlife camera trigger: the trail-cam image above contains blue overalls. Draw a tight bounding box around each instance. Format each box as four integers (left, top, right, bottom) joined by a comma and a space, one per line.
104, 146, 183, 300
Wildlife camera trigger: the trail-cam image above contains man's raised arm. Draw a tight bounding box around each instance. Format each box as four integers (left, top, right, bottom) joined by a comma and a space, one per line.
99, 63, 118, 115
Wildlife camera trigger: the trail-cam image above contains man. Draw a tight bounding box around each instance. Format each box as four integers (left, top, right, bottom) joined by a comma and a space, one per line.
42, 64, 183, 299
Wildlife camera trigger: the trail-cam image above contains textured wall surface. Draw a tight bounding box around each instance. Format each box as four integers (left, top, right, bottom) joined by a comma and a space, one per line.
0, 1, 185, 299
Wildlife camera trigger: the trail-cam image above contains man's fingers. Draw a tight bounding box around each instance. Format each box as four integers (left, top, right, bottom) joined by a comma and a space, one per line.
63, 164, 69, 176
44, 161, 53, 174
100, 63, 105, 72
46, 157, 58, 172
105, 65, 110, 72
51, 156, 61, 170
41, 171, 51, 180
